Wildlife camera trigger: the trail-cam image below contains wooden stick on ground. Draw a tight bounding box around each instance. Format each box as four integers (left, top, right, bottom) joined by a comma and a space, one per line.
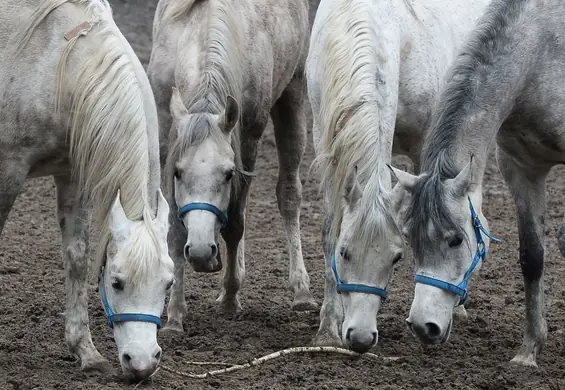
160, 346, 403, 379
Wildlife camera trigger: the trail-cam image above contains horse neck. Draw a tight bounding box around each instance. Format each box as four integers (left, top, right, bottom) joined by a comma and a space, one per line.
421, 12, 535, 179
58, 18, 159, 224
175, 0, 244, 107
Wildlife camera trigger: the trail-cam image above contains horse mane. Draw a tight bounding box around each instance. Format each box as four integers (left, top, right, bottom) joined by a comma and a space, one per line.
309, 0, 400, 253
162, 0, 204, 21
405, 0, 528, 260
16, 0, 164, 285
166, 0, 245, 197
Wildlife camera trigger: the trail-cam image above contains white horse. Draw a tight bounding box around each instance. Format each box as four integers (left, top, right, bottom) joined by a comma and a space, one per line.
0, 0, 173, 380
147, 0, 316, 332
390, 0, 565, 368
306, 0, 491, 352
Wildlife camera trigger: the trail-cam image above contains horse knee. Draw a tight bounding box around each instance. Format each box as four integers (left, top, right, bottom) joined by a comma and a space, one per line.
65, 239, 89, 278
276, 176, 302, 210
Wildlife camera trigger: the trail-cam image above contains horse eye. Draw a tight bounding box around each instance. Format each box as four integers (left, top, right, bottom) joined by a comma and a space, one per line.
225, 169, 235, 181
111, 278, 124, 291
166, 279, 175, 291
448, 235, 463, 248
339, 247, 351, 261
392, 252, 403, 265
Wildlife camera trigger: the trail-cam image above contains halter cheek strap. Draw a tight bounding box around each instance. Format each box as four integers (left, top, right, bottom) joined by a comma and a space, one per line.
331, 252, 388, 299
98, 271, 163, 329
414, 198, 501, 306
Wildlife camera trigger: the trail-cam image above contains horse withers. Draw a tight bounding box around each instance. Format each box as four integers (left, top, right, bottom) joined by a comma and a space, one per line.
0, 0, 173, 380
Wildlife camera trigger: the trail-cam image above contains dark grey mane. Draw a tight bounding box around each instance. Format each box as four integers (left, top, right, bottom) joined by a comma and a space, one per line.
406, 0, 528, 259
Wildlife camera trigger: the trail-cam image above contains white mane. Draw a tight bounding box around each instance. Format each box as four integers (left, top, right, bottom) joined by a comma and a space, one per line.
310, 0, 400, 251
16, 0, 164, 284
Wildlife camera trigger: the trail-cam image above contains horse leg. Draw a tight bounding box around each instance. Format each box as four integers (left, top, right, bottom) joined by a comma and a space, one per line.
312, 213, 343, 347
270, 76, 317, 311
216, 124, 264, 315
496, 146, 548, 367
162, 212, 188, 333
0, 160, 27, 234
54, 174, 111, 373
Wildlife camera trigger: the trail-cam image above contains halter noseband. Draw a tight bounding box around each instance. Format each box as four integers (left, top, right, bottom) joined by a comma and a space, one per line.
98, 270, 163, 329
331, 252, 388, 299
414, 197, 501, 306
175, 169, 256, 267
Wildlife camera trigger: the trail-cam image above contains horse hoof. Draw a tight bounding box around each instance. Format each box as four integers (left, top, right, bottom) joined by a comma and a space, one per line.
291, 294, 318, 312
216, 295, 242, 317
453, 305, 468, 324
161, 322, 184, 334
312, 330, 343, 348
82, 358, 114, 375
510, 353, 538, 368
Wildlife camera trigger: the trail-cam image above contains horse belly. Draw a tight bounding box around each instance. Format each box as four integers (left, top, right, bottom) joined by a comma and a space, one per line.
28, 157, 70, 178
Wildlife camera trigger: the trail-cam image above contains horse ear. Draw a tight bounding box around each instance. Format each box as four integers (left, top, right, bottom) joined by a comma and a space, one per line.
448, 154, 480, 198
170, 87, 188, 122
221, 95, 239, 133
155, 189, 170, 235
389, 182, 408, 214
387, 164, 417, 191
110, 190, 131, 242
344, 165, 362, 206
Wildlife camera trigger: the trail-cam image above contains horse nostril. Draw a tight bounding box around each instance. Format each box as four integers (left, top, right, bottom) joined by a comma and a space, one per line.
371, 332, 377, 345
345, 328, 352, 341
154, 350, 162, 361
123, 353, 131, 363
183, 244, 190, 259
425, 322, 442, 339
210, 243, 218, 258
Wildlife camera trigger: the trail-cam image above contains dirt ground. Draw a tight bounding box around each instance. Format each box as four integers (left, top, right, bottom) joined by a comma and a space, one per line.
1, 0, 565, 389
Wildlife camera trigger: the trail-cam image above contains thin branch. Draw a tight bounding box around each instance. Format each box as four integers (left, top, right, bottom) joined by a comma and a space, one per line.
160, 346, 403, 379
185, 361, 233, 367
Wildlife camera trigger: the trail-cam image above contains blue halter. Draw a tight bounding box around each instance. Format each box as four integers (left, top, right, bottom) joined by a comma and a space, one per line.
414, 198, 501, 306
176, 169, 256, 267
98, 270, 163, 329
177, 202, 228, 230
331, 252, 388, 299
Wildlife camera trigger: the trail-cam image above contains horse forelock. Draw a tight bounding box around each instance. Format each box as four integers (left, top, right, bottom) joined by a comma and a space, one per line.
405, 157, 467, 262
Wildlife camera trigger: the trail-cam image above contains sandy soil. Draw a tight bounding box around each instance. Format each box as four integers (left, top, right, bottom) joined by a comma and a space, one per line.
1, 0, 565, 389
